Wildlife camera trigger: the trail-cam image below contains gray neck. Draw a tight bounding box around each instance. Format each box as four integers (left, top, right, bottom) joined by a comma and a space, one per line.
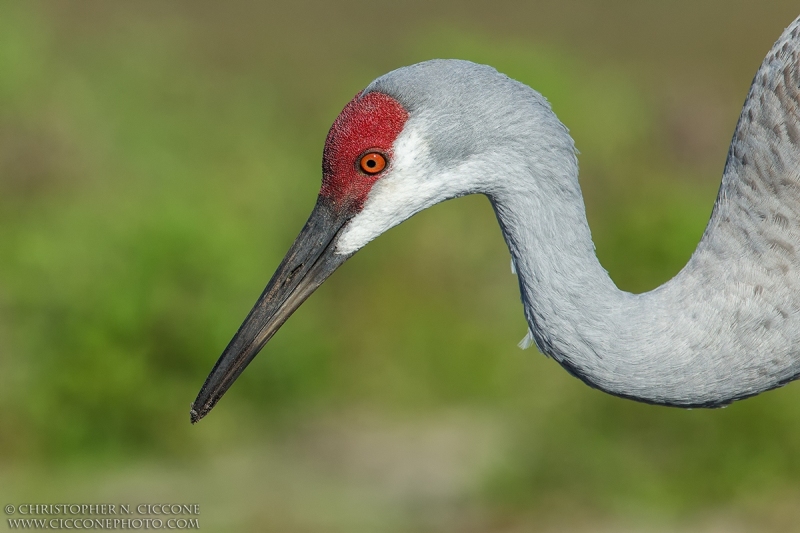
490, 15, 800, 405
490, 162, 676, 403
491, 152, 800, 406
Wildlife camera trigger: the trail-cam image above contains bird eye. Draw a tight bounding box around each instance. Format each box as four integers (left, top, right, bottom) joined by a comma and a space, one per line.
359, 152, 387, 174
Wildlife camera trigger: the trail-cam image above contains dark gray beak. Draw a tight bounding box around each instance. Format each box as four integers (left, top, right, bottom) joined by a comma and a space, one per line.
191, 196, 353, 423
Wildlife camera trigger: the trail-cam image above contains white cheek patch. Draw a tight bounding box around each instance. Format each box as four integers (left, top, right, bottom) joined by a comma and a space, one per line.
335, 117, 494, 256
335, 123, 435, 255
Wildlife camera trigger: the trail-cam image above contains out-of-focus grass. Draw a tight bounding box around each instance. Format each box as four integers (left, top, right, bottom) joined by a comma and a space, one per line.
2, 1, 800, 531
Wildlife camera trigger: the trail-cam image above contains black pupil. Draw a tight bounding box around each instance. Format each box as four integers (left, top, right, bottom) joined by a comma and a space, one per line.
366, 159, 376, 168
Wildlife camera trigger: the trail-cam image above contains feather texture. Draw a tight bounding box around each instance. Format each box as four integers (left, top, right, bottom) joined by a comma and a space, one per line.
336, 16, 800, 406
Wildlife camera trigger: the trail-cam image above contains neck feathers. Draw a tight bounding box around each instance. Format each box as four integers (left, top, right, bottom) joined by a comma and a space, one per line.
491, 15, 800, 406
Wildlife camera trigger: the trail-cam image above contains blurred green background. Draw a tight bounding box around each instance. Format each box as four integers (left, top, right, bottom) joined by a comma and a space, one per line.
2, 1, 800, 531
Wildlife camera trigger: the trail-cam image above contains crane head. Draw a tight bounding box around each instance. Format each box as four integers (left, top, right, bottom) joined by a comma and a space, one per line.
191, 60, 570, 422
190, 86, 420, 423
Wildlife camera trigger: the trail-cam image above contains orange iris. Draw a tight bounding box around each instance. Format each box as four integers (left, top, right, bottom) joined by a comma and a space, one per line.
359, 152, 387, 174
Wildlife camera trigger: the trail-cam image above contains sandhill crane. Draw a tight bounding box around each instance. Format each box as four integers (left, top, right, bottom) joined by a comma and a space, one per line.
191, 15, 800, 423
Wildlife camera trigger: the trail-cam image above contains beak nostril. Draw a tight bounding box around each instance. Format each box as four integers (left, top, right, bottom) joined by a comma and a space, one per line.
287, 264, 303, 282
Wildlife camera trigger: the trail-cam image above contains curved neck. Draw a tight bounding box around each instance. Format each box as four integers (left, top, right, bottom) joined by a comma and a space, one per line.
488, 48, 800, 406
490, 164, 662, 401
492, 180, 624, 359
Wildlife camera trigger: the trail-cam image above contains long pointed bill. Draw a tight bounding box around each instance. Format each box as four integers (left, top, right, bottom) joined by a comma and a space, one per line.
191, 196, 353, 423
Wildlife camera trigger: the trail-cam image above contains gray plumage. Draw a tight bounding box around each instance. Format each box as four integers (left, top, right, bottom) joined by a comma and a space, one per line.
357, 15, 800, 407
190, 14, 800, 423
